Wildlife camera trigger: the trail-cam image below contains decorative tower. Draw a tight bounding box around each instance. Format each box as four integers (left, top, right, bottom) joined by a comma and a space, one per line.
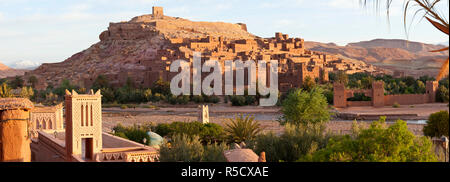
65, 89, 102, 161
0, 98, 34, 162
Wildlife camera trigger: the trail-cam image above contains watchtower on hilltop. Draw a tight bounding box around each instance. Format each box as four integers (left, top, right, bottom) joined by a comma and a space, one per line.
152, 6, 164, 18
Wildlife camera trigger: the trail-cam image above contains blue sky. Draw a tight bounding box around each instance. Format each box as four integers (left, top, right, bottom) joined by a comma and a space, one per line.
0, 0, 448, 68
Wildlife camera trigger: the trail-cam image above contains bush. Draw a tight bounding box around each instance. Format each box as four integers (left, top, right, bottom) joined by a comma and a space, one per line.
436, 85, 449, 103
159, 134, 229, 162
249, 123, 330, 162
159, 134, 204, 162
154, 122, 225, 144
209, 96, 220, 104
192, 95, 204, 103
203, 142, 229, 162
120, 105, 128, 109
392, 102, 400, 108
224, 114, 263, 143
309, 117, 437, 162
177, 95, 190, 105
201, 123, 225, 144
423, 111, 449, 138
230, 95, 246, 106
154, 123, 173, 137
168, 95, 178, 105
112, 124, 150, 145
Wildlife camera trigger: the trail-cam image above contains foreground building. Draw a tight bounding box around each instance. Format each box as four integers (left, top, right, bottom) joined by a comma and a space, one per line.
30, 90, 158, 162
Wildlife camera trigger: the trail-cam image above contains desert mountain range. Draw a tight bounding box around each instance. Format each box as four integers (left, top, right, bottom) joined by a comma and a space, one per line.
0, 62, 26, 79
305, 39, 449, 77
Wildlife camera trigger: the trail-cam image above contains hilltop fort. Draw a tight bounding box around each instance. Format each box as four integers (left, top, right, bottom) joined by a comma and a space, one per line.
26, 7, 385, 92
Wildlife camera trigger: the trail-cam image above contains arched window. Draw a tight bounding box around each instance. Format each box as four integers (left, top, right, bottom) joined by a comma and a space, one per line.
48, 120, 53, 130
81, 105, 84, 126
90, 105, 93, 126
86, 104, 89, 126
42, 119, 47, 129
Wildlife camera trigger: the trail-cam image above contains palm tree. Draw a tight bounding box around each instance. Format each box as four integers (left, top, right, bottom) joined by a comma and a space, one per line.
361, 0, 449, 81
224, 114, 263, 143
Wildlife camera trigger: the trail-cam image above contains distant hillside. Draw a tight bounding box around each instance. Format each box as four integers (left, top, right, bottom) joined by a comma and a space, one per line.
305, 39, 449, 78
0, 62, 27, 78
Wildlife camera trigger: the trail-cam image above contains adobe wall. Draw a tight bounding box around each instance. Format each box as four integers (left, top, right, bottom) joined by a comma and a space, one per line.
384, 94, 429, 106
0, 110, 31, 162
32, 131, 67, 162
347, 101, 372, 107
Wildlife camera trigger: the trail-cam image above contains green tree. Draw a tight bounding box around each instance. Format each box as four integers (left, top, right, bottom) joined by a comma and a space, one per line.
19, 87, 34, 99
436, 85, 449, 103
414, 80, 426, 94
280, 87, 331, 126
310, 117, 437, 162
335, 71, 348, 85
92, 75, 110, 91
224, 114, 263, 143
27, 76, 38, 88
144, 89, 152, 102
0, 83, 12, 98
10, 76, 24, 89
302, 76, 316, 92
152, 78, 171, 95
423, 111, 449, 138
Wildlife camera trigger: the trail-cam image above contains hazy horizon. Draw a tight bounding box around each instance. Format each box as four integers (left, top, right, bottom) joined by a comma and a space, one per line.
0, 0, 448, 68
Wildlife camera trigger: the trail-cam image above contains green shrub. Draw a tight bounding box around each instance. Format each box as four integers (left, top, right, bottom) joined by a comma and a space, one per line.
224, 114, 263, 143
177, 95, 190, 105
201, 123, 225, 143
392, 102, 400, 108
309, 117, 437, 162
436, 85, 449, 103
249, 123, 330, 162
423, 111, 449, 138
168, 95, 178, 105
230, 95, 246, 106
154, 122, 225, 144
209, 96, 220, 104
154, 123, 173, 137
120, 105, 128, 109
192, 95, 204, 103
112, 124, 150, 145
159, 134, 229, 162
203, 142, 229, 162
159, 134, 204, 162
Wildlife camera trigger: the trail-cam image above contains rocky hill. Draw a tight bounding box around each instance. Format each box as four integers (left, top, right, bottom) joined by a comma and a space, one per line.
26, 11, 259, 90
305, 39, 449, 77
0, 62, 27, 78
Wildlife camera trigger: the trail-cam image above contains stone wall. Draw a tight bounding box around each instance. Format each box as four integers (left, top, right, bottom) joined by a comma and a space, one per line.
334, 81, 439, 108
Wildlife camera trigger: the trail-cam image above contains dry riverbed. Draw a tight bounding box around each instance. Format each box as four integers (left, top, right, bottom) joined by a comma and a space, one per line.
101, 103, 448, 136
